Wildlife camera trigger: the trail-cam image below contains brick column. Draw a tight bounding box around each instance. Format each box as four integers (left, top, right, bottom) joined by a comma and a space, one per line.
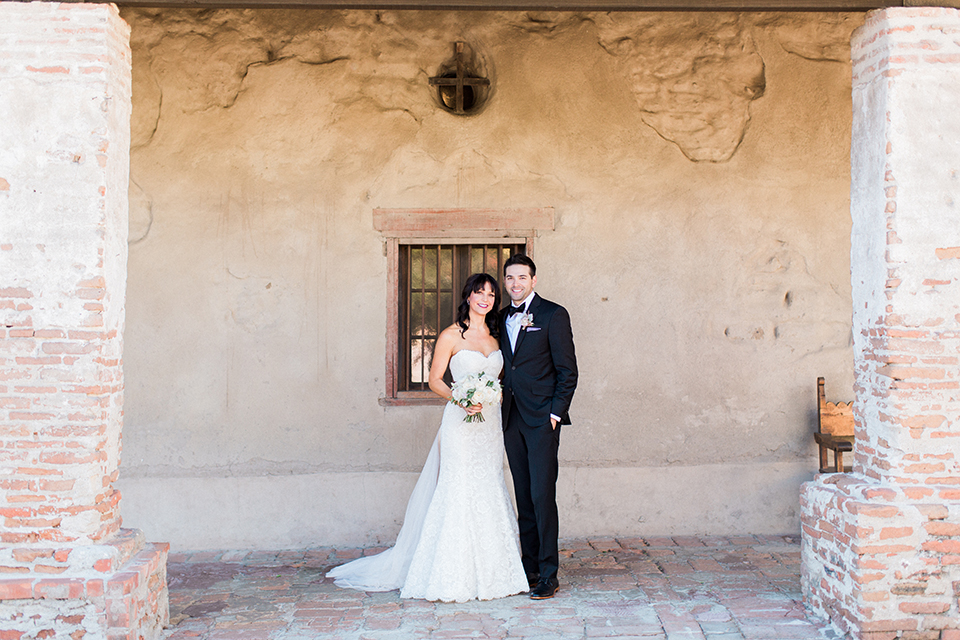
0, 3, 167, 638
802, 8, 960, 639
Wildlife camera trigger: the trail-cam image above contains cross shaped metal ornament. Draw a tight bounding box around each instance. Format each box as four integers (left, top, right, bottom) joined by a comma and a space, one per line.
428, 42, 490, 115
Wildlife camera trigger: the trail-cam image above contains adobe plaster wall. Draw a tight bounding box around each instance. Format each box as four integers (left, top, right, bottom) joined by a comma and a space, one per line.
115, 9, 860, 549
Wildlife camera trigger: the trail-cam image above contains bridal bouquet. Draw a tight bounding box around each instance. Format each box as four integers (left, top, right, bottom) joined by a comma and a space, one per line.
450, 372, 502, 423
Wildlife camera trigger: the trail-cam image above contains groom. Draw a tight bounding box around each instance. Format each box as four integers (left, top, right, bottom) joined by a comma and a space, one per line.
500, 254, 578, 600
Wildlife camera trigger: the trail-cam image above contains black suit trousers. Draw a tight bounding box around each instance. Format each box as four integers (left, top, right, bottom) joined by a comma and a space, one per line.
504, 402, 560, 584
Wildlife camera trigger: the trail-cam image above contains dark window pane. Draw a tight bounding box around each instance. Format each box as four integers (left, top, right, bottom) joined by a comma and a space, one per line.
440, 291, 454, 326
485, 247, 498, 276
424, 248, 438, 289
440, 248, 453, 290
411, 291, 423, 336
471, 247, 483, 275
424, 292, 439, 336
411, 247, 423, 289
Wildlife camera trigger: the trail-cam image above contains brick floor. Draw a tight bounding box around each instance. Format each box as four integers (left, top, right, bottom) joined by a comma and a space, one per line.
162, 535, 843, 640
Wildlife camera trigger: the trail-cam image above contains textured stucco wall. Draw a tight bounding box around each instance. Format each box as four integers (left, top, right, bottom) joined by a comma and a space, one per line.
114, 9, 861, 549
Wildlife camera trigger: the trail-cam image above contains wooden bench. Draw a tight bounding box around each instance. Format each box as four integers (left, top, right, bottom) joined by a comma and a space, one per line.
814, 376, 854, 473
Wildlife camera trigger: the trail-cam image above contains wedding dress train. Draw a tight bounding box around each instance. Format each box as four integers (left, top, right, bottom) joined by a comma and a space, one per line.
327, 349, 528, 602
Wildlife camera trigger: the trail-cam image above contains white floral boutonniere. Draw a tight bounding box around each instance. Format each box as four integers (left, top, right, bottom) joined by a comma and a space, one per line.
519, 312, 535, 328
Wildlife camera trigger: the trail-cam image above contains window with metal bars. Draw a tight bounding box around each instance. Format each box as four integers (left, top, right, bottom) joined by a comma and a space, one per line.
398, 242, 525, 392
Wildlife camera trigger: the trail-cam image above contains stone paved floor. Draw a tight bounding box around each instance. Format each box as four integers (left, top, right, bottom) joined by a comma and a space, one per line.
163, 535, 843, 640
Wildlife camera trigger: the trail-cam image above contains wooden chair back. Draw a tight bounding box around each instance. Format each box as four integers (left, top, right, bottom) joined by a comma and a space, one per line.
815, 377, 855, 473
817, 377, 854, 437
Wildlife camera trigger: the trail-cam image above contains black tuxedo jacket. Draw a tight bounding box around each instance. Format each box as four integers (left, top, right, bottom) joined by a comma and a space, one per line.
500, 294, 578, 428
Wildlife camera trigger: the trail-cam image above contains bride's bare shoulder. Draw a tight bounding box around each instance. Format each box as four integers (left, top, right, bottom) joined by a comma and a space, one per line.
439, 323, 463, 338
435, 324, 463, 349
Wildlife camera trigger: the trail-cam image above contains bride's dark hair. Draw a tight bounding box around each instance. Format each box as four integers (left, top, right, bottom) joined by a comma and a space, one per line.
456, 273, 501, 339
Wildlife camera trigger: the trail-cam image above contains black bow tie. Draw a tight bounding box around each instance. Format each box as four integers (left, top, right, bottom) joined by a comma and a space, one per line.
506, 305, 526, 316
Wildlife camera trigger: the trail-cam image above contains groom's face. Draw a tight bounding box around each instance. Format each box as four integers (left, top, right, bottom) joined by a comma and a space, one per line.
504, 264, 536, 305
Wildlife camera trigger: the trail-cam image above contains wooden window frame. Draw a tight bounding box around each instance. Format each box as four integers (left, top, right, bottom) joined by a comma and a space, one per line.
375, 208, 554, 407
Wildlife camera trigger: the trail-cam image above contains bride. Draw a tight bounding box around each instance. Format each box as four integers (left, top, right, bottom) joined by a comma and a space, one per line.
327, 273, 528, 602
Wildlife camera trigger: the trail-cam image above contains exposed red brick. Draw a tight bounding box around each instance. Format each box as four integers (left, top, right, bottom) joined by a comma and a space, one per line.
14, 386, 57, 394
33, 579, 84, 599
917, 504, 949, 520
0, 288, 33, 299
25, 65, 68, 74
860, 618, 918, 632
14, 356, 60, 366
904, 463, 946, 474
34, 565, 68, 575
0, 580, 33, 599
85, 579, 103, 598
32, 330, 64, 339
898, 601, 949, 614
0, 508, 35, 518
11, 549, 52, 563
76, 277, 105, 288
39, 479, 76, 492
856, 572, 887, 584
900, 415, 947, 430
922, 539, 960, 554
925, 522, 960, 536
38, 451, 103, 465
40, 342, 96, 355
850, 504, 901, 518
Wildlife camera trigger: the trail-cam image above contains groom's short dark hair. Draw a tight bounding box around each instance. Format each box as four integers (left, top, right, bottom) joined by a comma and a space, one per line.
504, 253, 536, 276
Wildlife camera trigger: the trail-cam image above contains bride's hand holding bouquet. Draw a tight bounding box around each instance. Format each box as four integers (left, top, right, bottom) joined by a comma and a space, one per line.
449, 372, 502, 423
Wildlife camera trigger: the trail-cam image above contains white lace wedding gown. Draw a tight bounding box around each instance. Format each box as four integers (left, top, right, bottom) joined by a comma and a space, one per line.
327, 349, 528, 602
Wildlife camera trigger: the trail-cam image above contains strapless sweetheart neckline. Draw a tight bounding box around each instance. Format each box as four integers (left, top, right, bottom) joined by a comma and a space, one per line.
453, 349, 500, 359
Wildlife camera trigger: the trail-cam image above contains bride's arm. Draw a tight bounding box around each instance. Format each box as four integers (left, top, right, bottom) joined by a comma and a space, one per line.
428, 327, 482, 415
428, 327, 457, 401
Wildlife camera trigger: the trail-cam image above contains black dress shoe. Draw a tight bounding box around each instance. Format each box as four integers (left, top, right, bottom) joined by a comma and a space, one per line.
526, 573, 540, 589
529, 579, 559, 600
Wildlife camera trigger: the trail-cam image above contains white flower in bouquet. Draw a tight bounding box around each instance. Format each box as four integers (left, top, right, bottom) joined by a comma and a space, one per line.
450, 372, 502, 423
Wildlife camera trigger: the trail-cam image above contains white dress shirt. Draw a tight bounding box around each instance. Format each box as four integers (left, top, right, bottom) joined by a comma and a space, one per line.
505, 292, 536, 352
